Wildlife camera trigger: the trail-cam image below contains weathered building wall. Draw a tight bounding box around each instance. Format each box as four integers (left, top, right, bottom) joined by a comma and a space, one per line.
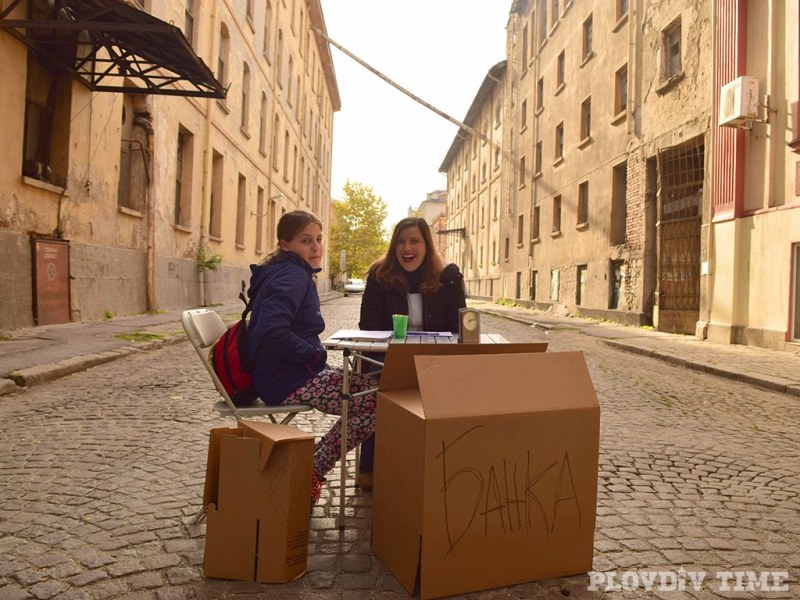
707, 0, 800, 350
0, 0, 339, 330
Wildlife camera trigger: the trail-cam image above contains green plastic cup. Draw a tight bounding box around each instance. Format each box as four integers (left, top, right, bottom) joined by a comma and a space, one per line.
392, 314, 409, 339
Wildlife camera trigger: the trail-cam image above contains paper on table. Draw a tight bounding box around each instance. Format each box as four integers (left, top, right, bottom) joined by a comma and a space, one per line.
329, 329, 393, 341
406, 331, 454, 337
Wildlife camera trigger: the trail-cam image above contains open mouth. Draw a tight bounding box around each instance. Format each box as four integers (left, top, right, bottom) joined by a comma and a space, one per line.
401, 253, 417, 265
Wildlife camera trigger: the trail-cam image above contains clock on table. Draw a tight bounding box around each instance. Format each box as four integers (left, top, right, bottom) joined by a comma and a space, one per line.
458, 307, 481, 344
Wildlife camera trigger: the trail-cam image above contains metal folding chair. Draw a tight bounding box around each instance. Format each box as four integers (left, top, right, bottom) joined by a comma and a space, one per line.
180, 308, 313, 523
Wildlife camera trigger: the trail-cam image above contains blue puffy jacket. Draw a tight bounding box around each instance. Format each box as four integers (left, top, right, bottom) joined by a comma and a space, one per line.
247, 251, 327, 405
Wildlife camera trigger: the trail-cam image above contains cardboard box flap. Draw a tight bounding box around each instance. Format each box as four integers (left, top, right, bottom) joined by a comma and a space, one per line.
380, 342, 548, 392
240, 420, 315, 470
414, 352, 597, 419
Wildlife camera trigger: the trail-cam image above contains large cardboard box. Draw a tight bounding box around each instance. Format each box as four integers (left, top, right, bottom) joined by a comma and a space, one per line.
372, 345, 600, 599
203, 420, 315, 583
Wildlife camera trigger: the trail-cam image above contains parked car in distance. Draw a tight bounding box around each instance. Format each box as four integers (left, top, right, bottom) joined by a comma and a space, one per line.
343, 278, 366, 296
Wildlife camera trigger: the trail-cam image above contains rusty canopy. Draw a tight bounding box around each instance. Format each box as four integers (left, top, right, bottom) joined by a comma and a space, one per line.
0, 0, 225, 98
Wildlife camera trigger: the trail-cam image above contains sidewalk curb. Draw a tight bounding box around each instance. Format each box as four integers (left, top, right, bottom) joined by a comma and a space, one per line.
478, 306, 800, 398
605, 339, 800, 398
0, 293, 342, 396
2, 336, 187, 395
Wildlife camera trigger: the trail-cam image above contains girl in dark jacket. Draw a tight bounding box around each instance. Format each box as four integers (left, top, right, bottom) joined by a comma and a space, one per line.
248, 210, 378, 501
356, 217, 467, 489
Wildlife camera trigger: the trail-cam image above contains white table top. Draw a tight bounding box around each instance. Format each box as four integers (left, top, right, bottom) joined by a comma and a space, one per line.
322, 330, 507, 352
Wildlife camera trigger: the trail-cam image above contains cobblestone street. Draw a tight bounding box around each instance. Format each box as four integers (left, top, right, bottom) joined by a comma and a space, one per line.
1, 296, 798, 599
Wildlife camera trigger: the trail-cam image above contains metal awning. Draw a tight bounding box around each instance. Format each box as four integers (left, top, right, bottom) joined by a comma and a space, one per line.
0, 0, 225, 98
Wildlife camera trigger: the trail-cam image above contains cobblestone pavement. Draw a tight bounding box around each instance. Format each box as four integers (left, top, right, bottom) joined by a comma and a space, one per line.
0, 296, 798, 600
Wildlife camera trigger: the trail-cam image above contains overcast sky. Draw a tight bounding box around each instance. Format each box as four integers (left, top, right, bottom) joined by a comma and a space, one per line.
322, 2, 511, 230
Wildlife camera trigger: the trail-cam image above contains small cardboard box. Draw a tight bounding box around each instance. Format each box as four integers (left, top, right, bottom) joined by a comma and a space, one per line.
203, 420, 315, 583
372, 345, 599, 599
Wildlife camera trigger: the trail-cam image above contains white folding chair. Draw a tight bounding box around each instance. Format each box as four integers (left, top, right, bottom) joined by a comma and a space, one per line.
181, 308, 313, 424
182, 308, 314, 524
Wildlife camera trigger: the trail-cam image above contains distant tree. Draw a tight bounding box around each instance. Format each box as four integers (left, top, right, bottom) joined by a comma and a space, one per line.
330, 181, 388, 279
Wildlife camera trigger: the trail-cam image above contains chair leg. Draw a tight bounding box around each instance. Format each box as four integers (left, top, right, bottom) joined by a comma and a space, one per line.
189, 504, 206, 525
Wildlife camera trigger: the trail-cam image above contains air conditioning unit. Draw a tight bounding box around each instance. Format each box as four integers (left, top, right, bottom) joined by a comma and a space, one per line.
719, 76, 760, 127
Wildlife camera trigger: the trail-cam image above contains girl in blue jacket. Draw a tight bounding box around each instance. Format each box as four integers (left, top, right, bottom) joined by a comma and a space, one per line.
247, 210, 378, 501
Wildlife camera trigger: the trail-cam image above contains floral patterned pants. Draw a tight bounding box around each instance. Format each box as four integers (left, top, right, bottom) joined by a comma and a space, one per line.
283, 367, 378, 478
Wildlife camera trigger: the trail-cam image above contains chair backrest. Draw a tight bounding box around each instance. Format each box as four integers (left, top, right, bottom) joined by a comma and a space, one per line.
182, 308, 227, 350
181, 308, 313, 425
181, 309, 241, 415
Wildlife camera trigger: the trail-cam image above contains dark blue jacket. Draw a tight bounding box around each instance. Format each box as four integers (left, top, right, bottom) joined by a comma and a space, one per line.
247, 251, 327, 405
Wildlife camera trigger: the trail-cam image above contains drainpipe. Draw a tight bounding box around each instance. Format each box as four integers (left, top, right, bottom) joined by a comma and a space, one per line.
133, 107, 155, 312
198, 0, 221, 307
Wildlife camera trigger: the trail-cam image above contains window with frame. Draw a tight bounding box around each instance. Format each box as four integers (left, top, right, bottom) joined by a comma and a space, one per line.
218, 23, 230, 92
517, 214, 524, 245
255, 187, 265, 253
495, 103, 501, 125
610, 161, 628, 245
184, 0, 195, 47
535, 140, 543, 174
504, 237, 510, 261
554, 122, 564, 160
616, 0, 629, 21
582, 14, 593, 59
272, 115, 280, 170
576, 264, 587, 305
287, 56, 293, 105
539, 0, 548, 41
580, 97, 591, 141
23, 53, 71, 187
263, 1, 272, 59
536, 76, 544, 111
530, 270, 538, 301
283, 130, 290, 180
520, 98, 528, 130
494, 146, 501, 169
522, 23, 529, 72
551, 0, 559, 27
292, 145, 298, 191
577, 181, 589, 226
259, 94, 268, 154
241, 63, 250, 131
174, 127, 193, 227
552, 195, 562, 233
276, 30, 284, 87
236, 174, 246, 247
550, 268, 560, 301
209, 150, 223, 239
519, 156, 526, 187
614, 64, 628, 115
532, 205, 541, 240
663, 19, 682, 80
556, 50, 565, 88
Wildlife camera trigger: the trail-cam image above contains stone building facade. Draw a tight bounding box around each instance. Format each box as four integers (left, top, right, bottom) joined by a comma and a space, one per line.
0, 0, 339, 329
439, 61, 508, 300
443, 0, 800, 351
708, 0, 800, 350
442, 0, 714, 330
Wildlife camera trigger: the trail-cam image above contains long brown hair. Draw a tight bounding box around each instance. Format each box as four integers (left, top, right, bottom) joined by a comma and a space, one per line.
371, 217, 443, 292
262, 210, 322, 265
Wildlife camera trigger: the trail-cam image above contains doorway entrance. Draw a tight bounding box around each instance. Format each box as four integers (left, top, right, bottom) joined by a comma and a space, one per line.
655, 138, 704, 334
